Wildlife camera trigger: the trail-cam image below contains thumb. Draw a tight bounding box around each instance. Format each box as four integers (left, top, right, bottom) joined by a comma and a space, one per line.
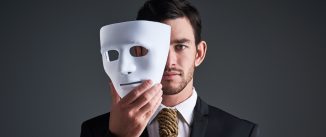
109, 81, 121, 105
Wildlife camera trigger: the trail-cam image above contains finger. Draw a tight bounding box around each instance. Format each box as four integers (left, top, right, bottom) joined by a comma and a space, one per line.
138, 88, 163, 116
109, 81, 120, 105
121, 80, 153, 104
131, 83, 162, 110
145, 95, 162, 118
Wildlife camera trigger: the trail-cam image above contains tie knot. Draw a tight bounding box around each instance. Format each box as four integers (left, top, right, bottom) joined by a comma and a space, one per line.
157, 108, 178, 137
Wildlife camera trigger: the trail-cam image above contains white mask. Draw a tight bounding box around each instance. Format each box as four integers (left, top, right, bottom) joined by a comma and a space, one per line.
100, 21, 171, 98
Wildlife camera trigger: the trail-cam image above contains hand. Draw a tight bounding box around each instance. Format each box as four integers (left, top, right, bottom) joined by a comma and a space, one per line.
108, 80, 163, 137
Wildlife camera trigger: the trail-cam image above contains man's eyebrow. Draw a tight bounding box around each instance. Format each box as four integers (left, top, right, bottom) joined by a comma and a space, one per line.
171, 38, 191, 44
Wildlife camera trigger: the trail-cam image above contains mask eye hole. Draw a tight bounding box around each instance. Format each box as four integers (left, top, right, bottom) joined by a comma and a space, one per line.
130, 46, 148, 57
106, 50, 119, 61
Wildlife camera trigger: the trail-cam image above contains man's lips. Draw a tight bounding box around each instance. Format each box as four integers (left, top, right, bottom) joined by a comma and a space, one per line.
120, 81, 142, 86
163, 72, 180, 76
163, 71, 181, 80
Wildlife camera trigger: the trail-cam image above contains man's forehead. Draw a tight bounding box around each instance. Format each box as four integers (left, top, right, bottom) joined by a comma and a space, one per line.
162, 18, 196, 45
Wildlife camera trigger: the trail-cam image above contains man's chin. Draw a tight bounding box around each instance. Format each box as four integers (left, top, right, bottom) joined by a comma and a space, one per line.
162, 90, 180, 95
162, 84, 182, 95
161, 81, 177, 89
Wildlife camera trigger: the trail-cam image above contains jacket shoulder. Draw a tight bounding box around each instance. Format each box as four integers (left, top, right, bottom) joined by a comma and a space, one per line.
81, 113, 110, 137
82, 113, 110, 128
208, 105, 255, 125
207, 105, 258, 136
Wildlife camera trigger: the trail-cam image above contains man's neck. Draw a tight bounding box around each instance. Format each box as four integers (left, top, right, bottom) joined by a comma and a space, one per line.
161, 79, 194, 107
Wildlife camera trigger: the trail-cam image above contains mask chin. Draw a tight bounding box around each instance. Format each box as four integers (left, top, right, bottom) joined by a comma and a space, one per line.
119, 83, 141, 97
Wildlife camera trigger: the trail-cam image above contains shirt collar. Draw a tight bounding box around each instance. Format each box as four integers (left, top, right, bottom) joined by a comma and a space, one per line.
148, 87, 198, 125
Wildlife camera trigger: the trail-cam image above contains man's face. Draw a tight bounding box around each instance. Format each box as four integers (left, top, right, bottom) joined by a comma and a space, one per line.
161, 17, 198, 95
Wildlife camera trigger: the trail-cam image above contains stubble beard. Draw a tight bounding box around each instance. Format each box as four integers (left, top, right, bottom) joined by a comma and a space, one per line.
162, 65, 195, 95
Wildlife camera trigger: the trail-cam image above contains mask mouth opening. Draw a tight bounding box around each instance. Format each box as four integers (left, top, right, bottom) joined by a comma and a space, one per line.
120, 80, 143, 86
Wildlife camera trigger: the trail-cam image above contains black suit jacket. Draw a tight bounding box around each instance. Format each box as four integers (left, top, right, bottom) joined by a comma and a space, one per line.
81, 97, 259, 137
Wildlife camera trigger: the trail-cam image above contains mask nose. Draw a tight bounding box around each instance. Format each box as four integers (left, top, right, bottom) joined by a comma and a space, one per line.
119, 51, 136, 75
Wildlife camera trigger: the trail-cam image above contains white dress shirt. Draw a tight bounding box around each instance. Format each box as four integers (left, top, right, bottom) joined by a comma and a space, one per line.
147, 88, 198, 137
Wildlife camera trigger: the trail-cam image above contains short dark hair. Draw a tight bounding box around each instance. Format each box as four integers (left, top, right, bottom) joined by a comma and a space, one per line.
136, 0, 202, 45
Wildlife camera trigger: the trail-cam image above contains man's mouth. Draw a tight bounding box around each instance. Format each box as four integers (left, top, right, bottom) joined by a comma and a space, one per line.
120, 81, 142, 86
162, 71, 181, 80
163, 71, 181, 76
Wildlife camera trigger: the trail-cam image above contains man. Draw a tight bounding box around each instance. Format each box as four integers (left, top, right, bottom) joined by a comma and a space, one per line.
81, 0, 259, 137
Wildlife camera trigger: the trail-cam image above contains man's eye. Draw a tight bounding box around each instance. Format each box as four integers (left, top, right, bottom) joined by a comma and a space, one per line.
175, 44, 187, 50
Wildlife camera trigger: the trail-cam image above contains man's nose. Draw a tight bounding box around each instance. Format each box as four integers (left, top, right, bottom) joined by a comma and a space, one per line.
165, 49, 177, 68
119, 52, 136, 75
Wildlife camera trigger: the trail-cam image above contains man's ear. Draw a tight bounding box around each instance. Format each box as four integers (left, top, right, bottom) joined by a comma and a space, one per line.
195, 40, 207, 67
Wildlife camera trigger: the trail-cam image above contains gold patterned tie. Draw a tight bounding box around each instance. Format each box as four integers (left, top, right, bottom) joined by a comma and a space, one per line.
157, 108, 178, 137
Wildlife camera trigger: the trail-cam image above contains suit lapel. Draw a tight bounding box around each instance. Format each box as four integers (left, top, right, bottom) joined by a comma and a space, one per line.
190, 97, 209, 137
140, 128, 149, 137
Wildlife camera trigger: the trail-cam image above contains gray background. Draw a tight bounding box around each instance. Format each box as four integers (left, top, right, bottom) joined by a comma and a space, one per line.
1, 0, 325, 137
